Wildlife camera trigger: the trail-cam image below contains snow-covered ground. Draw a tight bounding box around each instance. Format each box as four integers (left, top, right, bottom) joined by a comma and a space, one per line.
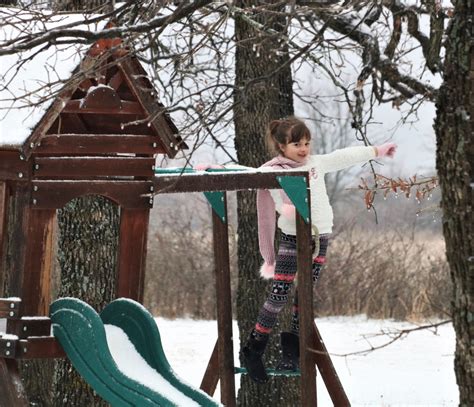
0, 315, 458, 406
157, 316, 457, 407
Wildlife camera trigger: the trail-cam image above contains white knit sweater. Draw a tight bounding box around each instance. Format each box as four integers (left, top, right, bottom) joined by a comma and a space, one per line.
270, 146, 376, 235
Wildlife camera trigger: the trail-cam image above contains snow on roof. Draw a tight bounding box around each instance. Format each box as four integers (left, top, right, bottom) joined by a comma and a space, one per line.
0, 8, 106, 149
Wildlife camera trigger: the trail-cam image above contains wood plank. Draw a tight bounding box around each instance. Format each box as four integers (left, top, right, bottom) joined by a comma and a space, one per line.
17, 337, 66, 359
200, 340, 219, 396
33, 157, 155, 178
78, 78, 94, 92
62, 99, 144, 115
311, 322, 351, 406
4, 184, 31, 299
296, 181, 317, 407
0, 182, 8, 296
108, 70, 124, 90
153, 170, 310, 194
211, 193, 236, 407
0, 299, 22, 319
6, 317, 51, 339
36, 134, 165, 155
31, 180, 153, 209
0, 358, 28, 406
0, 151, 31, 181
116, 208, 150, 302
21, 209, 55, 316
119, 59, 180, 158
23, 85, 77, 159
0, 337, 18, 358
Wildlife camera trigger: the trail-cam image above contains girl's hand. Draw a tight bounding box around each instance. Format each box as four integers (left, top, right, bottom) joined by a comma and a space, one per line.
376, 143, 397, 158
194, 163, 224, 171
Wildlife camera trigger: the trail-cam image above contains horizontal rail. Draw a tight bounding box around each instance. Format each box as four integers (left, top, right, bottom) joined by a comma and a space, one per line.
0, 299, 22, 319
153, 169, 310, 194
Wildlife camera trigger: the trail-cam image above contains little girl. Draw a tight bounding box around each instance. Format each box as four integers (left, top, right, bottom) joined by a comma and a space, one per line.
240, 117, 397, 383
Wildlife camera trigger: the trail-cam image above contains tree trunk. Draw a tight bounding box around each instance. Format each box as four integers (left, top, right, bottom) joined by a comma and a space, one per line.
51, 195, 118, 406
234, 2, 300, 405
434, 1, 474, 405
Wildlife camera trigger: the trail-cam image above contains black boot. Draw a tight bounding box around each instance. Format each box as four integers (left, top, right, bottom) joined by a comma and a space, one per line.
241, 334, 269, 384
276, 332, 300, 371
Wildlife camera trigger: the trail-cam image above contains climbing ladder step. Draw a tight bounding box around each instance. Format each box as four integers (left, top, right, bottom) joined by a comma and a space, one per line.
234, 367, 301, 377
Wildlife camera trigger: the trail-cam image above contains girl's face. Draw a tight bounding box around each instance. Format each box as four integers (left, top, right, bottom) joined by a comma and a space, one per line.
279, 137, 311, 163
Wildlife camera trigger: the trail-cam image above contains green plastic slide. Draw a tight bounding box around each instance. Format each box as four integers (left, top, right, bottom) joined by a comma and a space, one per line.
50, 298, 220, 407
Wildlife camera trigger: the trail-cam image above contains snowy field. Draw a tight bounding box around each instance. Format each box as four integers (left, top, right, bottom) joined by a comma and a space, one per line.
157, 316, 457, 407
0, 315, 458, 406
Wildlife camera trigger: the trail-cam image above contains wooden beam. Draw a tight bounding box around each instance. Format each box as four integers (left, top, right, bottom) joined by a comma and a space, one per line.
200, 340, 219, 396
17, 337, 65, 359
153, 170, 310, 194
311, 322, 351, 406
211, 193, 236, 407
78, 78, 94, 92
0, 298, 21, 319
6, 317, 51, 339
36, 134, 165, 155
62, 99, 144, 115
65, 113, 90, 133
118, 59, 180, 158
116, 208, 150, 302
0, 182, 8, 296
23, 86, 77, 159
0, 337, 18, 358
108, 70, 124, 90
0, 358, 28, 406
31, 180, 153, 209
296, 183, 317, 406
33, 157, 155, 178
21, 209, 55, 316
4, 183, 31, 298
0, 151, 31, 181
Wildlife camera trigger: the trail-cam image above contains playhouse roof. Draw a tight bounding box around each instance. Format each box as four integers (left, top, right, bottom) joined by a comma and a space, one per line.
0, 7, 182, 157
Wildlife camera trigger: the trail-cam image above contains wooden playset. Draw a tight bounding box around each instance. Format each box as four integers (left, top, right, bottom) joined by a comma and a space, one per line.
0, 33, 350, 407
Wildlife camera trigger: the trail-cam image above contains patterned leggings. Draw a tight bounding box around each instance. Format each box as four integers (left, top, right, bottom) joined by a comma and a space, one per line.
252, 232, 330, 341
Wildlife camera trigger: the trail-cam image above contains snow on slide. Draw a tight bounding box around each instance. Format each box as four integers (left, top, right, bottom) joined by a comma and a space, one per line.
105, 324, 199, 406
50, 297, 221, 406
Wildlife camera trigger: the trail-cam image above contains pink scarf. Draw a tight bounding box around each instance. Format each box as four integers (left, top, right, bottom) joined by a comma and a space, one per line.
257, 156, 306, 278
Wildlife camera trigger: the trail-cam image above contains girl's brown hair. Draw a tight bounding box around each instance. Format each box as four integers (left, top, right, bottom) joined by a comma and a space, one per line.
266, 117, 311, 156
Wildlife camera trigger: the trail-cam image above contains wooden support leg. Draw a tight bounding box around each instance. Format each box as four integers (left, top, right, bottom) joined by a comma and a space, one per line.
0, 181, 9, 296
211, 193, 236, 407
296, 210, 317, 406
2, 184, 54, 315
0, 358, 28, 407
200, 340, 219, 396
22, 209, 55, 316
3, 183, 30, 298
312, 322, 351, 406
117, 208, 150, 302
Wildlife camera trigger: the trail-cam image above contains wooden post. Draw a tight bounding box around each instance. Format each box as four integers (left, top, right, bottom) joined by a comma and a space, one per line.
312, 322, 351, 406
116, 208, 150, 302
5, 183, 31, 298
0, 181, 9, 296
211, 192, 236, 407
22, 208, 55, 316
296, 184, 317, 406
0, 358, 28, 407
200, 340, 220, 396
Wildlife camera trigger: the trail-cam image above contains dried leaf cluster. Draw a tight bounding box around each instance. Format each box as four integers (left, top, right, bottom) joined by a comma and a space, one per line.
359, 174, 439, 210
